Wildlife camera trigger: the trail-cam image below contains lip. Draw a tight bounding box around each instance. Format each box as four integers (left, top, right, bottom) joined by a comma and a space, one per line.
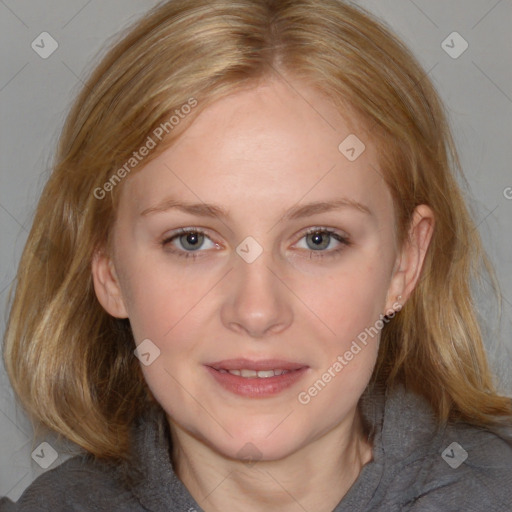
207, 358, 307, 372
205, 359, 309, 398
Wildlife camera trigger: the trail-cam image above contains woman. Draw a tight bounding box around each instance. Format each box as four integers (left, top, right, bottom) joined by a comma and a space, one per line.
2, 0, 511, 510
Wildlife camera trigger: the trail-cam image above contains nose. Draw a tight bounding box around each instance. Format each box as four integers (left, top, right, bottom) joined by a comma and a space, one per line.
220, 251, 294, 338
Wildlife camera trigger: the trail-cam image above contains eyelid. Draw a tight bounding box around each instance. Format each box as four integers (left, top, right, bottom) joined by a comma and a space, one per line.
299, 226, 350, 241
161, 226, 216, 244
161, 226, 351, 260
161, 227, 222, 258
292, 226, 351, 256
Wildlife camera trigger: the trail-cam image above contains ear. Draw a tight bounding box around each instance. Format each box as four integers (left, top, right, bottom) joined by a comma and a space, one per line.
91, 248, 129, 318
385, 204, 434, 312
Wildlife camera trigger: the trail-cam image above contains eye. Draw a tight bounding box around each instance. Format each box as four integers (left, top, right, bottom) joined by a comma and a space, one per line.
161, 227, 350, 261
295, 228, 350, 258
161, 228, 219, 258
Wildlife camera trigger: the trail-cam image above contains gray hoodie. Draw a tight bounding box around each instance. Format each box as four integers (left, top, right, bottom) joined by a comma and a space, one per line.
1, 383, 511, 511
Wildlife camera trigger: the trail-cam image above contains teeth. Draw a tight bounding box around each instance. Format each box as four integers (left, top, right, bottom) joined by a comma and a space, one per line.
254, 370, 275, 378
225, 369, 290, 378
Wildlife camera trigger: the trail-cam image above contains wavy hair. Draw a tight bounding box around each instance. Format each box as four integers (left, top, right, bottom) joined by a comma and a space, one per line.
4, 0, 511, 461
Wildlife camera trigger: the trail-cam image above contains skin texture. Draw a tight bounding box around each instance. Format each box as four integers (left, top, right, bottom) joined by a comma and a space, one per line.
92, 75, 434, 512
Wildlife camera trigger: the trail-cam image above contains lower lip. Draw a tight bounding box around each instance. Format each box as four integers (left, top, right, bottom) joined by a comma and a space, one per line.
205, 366, 309, 398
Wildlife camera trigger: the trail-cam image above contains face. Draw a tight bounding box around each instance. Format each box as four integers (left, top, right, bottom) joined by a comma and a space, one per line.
93, 76, 422, 462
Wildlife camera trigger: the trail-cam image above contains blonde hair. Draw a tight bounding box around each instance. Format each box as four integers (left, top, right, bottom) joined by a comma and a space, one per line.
3, 0, 511, 461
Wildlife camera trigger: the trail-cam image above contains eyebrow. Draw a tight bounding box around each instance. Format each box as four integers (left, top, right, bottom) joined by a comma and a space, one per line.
139, 197, 372, 220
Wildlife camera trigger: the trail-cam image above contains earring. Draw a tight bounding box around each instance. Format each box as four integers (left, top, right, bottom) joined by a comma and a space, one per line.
397, 295, 402, 302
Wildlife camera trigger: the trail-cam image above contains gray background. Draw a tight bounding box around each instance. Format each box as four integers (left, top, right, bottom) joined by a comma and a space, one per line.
1, 0, 511, 501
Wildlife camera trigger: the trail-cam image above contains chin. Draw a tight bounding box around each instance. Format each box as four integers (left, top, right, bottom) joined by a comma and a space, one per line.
196, 419, 311, 463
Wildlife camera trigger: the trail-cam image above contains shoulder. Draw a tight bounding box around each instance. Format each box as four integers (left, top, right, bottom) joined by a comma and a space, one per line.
373, 385, 512, 511
0, 454, 142, 512
403, 422, 512, 511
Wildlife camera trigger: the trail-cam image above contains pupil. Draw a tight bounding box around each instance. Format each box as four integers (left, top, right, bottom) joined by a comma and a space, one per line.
308, 232, 329, 250
182, 232, 203, 250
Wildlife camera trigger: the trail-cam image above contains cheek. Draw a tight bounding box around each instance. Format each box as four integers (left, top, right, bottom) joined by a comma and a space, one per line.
122, 263, 211, 418
290, 256, 391, 402
293, 265, 387, 415
299, 258, 391, 340
117, 254, 214, 342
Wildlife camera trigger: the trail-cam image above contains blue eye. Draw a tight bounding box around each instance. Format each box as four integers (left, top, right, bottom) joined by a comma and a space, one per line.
296, 228, 350, 258
162, 228, 217, 258
161, 227, 350, 261
305, 231, 334, 250
176, 231, 205, 251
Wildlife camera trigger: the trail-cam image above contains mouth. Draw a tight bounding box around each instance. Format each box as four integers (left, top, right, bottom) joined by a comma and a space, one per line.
218, 368, 294, 378
205, 359, 309, 397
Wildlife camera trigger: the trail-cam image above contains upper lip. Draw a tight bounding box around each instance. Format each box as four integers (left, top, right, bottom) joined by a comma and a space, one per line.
207, 358, 308, 371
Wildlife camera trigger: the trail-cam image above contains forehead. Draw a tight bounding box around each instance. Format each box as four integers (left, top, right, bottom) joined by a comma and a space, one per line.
120, 77, 392, 224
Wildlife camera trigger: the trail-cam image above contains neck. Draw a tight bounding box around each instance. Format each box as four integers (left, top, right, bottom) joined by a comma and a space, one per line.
168, 408, 373, 512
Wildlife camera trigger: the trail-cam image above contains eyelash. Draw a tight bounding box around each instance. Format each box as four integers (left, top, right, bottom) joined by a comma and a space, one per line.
161, 227, 351, 260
